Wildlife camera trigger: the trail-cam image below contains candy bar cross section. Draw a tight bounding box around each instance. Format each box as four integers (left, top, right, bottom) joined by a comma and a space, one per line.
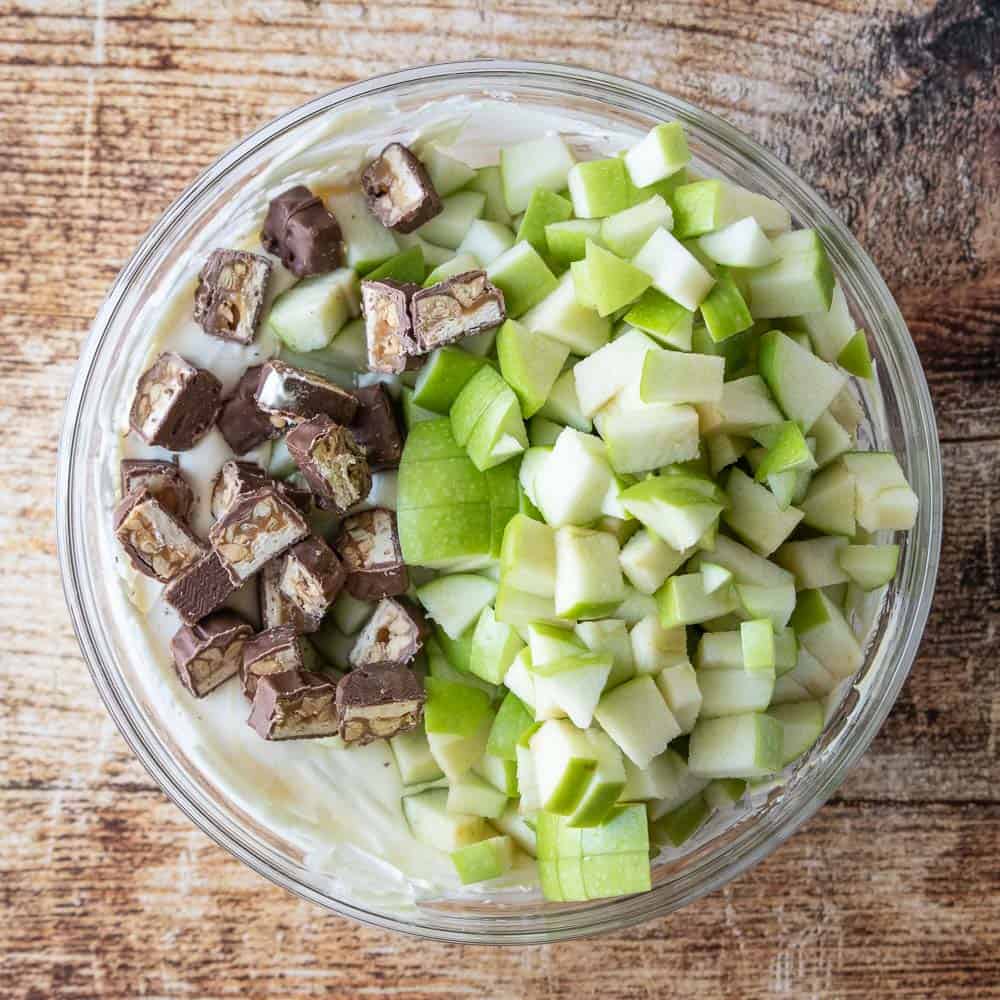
248, 670, 340, 741
411, 271, 507, 351
335, 508, 408, 600
129, 352, 221, 451
279, 536, 346, 630
113, 488, 206, 583
193, 248, 273, 345
170, 611, 253, 698
286, 415, 372, 514
210, 460, 270, 520
120, 459, 193, 522
362, 142, 442, 233
259, 558, 311, 633
261, 185, 344, 277
254, 360, 358, 429
241, 625, 308, 698
348, 597, 428, 669
361, 279, 420, 374
336, 665, 425, 745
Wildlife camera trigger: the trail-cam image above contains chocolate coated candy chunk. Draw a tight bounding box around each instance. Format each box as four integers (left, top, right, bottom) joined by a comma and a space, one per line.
411, 271, 506, 351
114, 488, 206, 583
211, 460, 270, 520
360, 279, 419, 375
335, 508, 408, 601
279, 536, 346, 630
242, 624, 308, 697
193, 249, 272, 345
348, 597, 428, 669
217, 365, 281, 456
351, 384, 403, 469
254, 360, 358, 430
163, 551, 237, 625
248, 669, 339, 741
209, 486, 309, 584
361, 143, 442, 233
259, 558, 309, 632
336, 665, 424, 745
261, 185, 343, 277
130, 352, 222, 451
286, 415, 372, 514
171, 611, 252, 697
120, 458, 194, 522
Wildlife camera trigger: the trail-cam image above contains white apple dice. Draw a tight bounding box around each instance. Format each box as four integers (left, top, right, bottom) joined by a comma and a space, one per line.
723, 468, 803, 556
688, 712, 784, 779
517, 445, 549, 508
748, 228, 835, 318
567, 156, 630, 218
768, 701, 825, 766
619, 475, 724, 551
841, 452, 919, 531
447, 771, 508, 819
492, 803, 538, 857
487, 240, 558, 318
697, 668, 774, 717
417, 190, 486, 248
424, 677, 494, 780
624, 122, 690, 187
619, 529, 689, 595
500, 513, 555, 596
632, 227, 715, 311
403, 788, 492, 851
451, 835, 515, 885
740, 619, 775, 675
419, 142, 476, 195
573, 241, 652, 317
531, 652, 613, 730
554, 526, 626, 619
457, 218, 516, 266
593, 675, 681, 768
573, 328, 657, 417
639, 350, 725, 405
568, 730, 627, 827
775, 536, 850, 589
327, 189, 399, 271
469, 605, 525, 685
494, 583, 562, 631
800, 461, 857, 536
630, 616, 688, 675
529, 719, 600, 814
575, 619, 635, 688
545, 218, 603, 264
838, 543, 900, 590
497, 319, 570, 419
268, 268, 360, 351
696, 217, 776, 268
758, 331, 847, 433
671, 179, 790, 238
500, 135, 575, 214
655, 662, 703, 732
521, 273, 612, 356
600, 195, 673, 258
621, 748, 683, 801
790, 589, 862, 681
416, 573, 497, 639
798, 281, 856, 361
390, 728, 444, 787
624, 291, 694, 351
657, 572, 739, 628
736, 581, 797, 630
534, 428, 613, 526
697, 375, 784, 436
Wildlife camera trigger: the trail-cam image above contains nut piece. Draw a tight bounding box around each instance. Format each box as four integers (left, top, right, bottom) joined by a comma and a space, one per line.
247, 669, 340, 741
211, 460, 270, 520
129, 352, 222, 451
163, 551, 237, 625
335, 665, 425, 745
193, 249, 273, 345
351, 384, 404, 470
254, 360, 358, 431
209, 486, 309, 584
286, 415, 372, 514
361, 143, 441, 233
217, 365, 282, 456
241, 624, 306, 698
411, 271, 507, 352
261, 185, 343, 277
120, 459, 194, 522
114, 488, 206, 583
335, 508, 408, 601
360, 279, 419, 374
348, 597, 429, 669
259, 558, 309, 633
170, 611, 252, 698
279, 536, 346, 630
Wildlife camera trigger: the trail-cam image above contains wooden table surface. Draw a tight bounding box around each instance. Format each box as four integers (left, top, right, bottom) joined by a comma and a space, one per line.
2, 1, 997, 997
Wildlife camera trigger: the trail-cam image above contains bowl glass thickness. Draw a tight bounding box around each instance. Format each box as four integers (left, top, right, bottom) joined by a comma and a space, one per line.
57, 61, 941, 944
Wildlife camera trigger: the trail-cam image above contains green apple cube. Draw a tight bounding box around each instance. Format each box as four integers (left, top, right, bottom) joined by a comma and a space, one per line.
595, 390, 701, 475
768, 700, 825, 766
450, 835, 515, 884
503, 648, 537, 710
753, 421, 817, 482
783, 646, 837, 698
695, 630, 744, 670
841, 452, 918, 531
521, 272, 612, 356
574, 619, 635, 689
775, 537, 850, 590
572, 241, 652, 317
593, 675, 681, 768
469, 164, 513, 225
456, 219, 517, 266
619, 477, 723, 551
600, 475, 633, 522
447, 770, 509, 819
748, 229, 835, 318
837, 329, 874, 380
267, 268, 360, 351
798, 281, 855, 362
790, 589, 862, 680
425, 676, 493, 738
398, 454, 489, 508
417, 574, 498, 639
529, 719, 599, 814
450, 365, 508, 446
535, 428, 613, 527
624, 290, 694, 351
469, 605, 525, 685
464, 388, 528, 471
365, 244, 426, 284
391, 727, 445, 786
735, 582, 797, 630
827, 386, 864, 436
838, 543, 900, 591
621, 748, 682, 800
416, 190, 486, 249
600, 195, 673, 258
493, 802, 538, 857
526, 622, 585, 668
573, 328, 657, 417
327, 189, 399, 272
427, 721, 493, 783
771, 674, 811, 705
486, 240, 558, 317
772, 627, 799, 675
497, 319, 571, 418
633, 227, 715, 311
723, 468, 803, 557
618, 529, 690, 595
699, 271, 753, 342
646, 752, 711, 818
554, 526, 627, 620
422, 251, 480, 286
532, 652, 613, 729
700, 561, 734, 595
528, 415, 564, 447
697, 375, 784, 436
517, 445, 551, 508
567, 156, 630, 219
412, 346, 487, 413
800, 461, 857, 537
403, 788, 491, 851
289, 317, 366, 375
494, 583, 563, 630
630, 616, 688, 676
500, 135, 575, 214
758, 331, 847, 433
671, 179, 790, 240
568, 731, 627, 828
650, 793, 711, 848
427, 628, 473, 678
500, 513, 556, 597
487, 690, 535, 761
740, 619, 775, 675
655, 662, 703, 733
418, 142, 476, 196
537, 368, 593, 432
397, 505, 494, 571
545, 219, 603, 264
639, 350, 725, 405
707, 433, 751, 477
624, 122, 690, 187
657, 573, 739, 628
688, 712, 783, 778
329, 590, 374, 636
395, 231, 454, 269
704, 778, 747, 811
515, 187, 573, 255
516, 740, 541, 813
696, 216, 776, 268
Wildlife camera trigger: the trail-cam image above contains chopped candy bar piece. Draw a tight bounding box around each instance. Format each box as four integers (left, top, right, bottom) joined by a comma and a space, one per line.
361, 143, 442, 233
351, 383, 404, 468
361, 279, 419, 374
129, 352, 222, 451
259, 558, 310, 632
120, 458, 194, 522
211, 460, 270, 520
209, 486, 309, 584
193, 248, 272, 345
247, 669, 340, 740
279, 536, 346, 629
242, 624, 307, 698
261, 185, 343, 277
254, 360, 358, 430
163, 551, 237, 625
348, 597, 428, 669
286, 415, 372, 514
114, 488, 206, 583
336, 665, 425, 745
170, 611, 253, 697
217, 365, 281, 456
411, 271, 506, 351
335, 508, 408, 600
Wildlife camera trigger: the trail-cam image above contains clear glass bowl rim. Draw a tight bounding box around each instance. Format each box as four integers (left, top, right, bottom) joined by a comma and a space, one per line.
56, 59, 943, 945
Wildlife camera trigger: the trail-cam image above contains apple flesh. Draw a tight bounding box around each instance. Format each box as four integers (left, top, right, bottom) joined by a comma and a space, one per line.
554, 525, 627, 620
496, 318, 570, 418
486, 240, 558, 318
450, 835, 515, 885
404, 788, 492, 851
593, 675, 681, 768
688, 711, 784, 779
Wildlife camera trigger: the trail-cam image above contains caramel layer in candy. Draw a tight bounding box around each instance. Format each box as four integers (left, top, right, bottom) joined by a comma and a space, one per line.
279, 536, 346, 630
120, 458, 194, 522
241, 624, 306, 698
171, 611, 252, 697
163, 551, 237, 625
248, 669, 340, 741
217, 365, 281, 456
286, 415, 372, 514
259, 558, 309, 633
254, 360, 358, 430
114, 487, 206, 583
351, 384, 404, 470
261, 185, 343, 277
129, 352, 222, 451
211, 460, 270, 520
193, 249, 272, 345
336, 665, 424, 745
348, 597, 428, 669
361, 143, 441, 233
360, 279, 419, 375
411, 271, 506, 351
335, 508, 408, 601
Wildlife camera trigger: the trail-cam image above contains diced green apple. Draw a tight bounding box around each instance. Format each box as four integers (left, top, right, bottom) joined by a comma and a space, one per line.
500, 135, 576, 214
267, 268, 360, 352
451, 835, 515, 884
391, 727, 445, 786
838, 543, 900, 590
411, 346, 487, 414
735, 582, 797, 630
545, 218, 603, 264
620, 476, 724, 551
469, 605, 525, 684
567, 730, 627, 827
456, 219, 517, 266
487, 240, 558, 318
775, 536, 850, 590
696, 374, 784, 436
700, 561, 733, 594
364, 244, 426, 284
657, 572, 739, 628
403, 788, 491, 850
688, 712, 783, 778
492, 802, 538, 857
528, 415, 564, 447
740, 619, 775, 675
449, 365, 508, 446
841, 452, 918, 531
696, 216, 776, 268
416, 573, 498, 639
699, 271, 753, 342
624, 122, 690, 187
327, 189, 399, 271
469, 164, 514, 226
593, 675, 681, 768
487, 690, 536, 761
748, 229, 835, 318
630, 615, 688, 676
447, 771, 508, 819
697, 668, 774, 717
516, 741, 541, 813
837, 330, 874, 379
535, 428, 613, 526
600, 195, 673, 258
464, 388, 528, 471
655, 661, 703, 732
422, 251, 480, 286
639, 350, 725, 405
723, 467, 803, 557
798, 281, 855, 362
500, 512, 556, 596
536, 366, 593, 432
790, 588, 862, 681
623, 289, 694, 350
618, 529, 690, 595
768, 700, 825, 765
670, 179, 790, 239
632, 227, 716, 311
503, 648, 537, 710
574, 328, 657, 417
497, 318, 570, 418
417, 190, 486, 249
419, 142, 476, 196
800, 461, 857, 536
530, 719, 599, 814
554, 526, 627, 619
573, 241, 652, 317
531, 652, 613, 729
567, 156, 630, 218
515, 187, 573, 256
621, 747, 682, 800
574, 619, 635, 689
758, 330, 847, 433
494, 582, 563, 630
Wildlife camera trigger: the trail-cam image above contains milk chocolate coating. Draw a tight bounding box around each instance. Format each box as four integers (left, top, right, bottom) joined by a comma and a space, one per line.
335, 508, 408, 601
286, 415, 372, 514
129, 352, 222, 451
360, 279, 419, 375
170, 611, 252, 697
279, 536, 346, 631
193, 248, 272, 345
247, 669, 340, 741
113, 487, 206, 583
241, 624, 305, 698
351, 384, 403, 469
217, 365, 281, 456
120, 459, 194, 522
163, 551, 237, 625
261, 185, 343, 277
254, 360, 358, 429
361, 143, 442, 233
410, 271, 506, 351
335, 665, 424, 745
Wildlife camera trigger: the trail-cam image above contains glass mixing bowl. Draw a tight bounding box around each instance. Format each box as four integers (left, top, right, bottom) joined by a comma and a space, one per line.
57, 60, 942, 944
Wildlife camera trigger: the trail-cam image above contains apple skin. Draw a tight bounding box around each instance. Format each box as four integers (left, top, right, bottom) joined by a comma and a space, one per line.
412, 347, 487, 414
497, 319, 570, 419
451, 835, 515, 885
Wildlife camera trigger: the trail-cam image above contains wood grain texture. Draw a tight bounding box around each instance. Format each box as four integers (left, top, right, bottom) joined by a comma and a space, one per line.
0, 1, 997, 997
